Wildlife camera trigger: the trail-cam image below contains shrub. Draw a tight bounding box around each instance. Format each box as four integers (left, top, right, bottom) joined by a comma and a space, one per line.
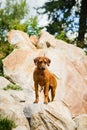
10, 17, 41, 37
10, 20, 28, 32
0, 42, 14, 58
26, 17, 41, 36
0, 42, 14, 76
55, 31, 72, 43
0, 117, 16, 130
3, 83, 23, 91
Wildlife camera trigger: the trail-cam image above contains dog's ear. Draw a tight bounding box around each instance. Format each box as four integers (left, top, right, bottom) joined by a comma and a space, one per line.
46, 57, 51, 66
34, 57, 40, 65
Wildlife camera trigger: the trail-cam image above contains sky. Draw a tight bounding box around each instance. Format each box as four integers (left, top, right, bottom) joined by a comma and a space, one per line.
27, 0, 49, 26
28, 0, 47, 16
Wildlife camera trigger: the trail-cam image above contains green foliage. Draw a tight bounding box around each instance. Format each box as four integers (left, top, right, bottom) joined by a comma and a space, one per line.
37, 0, 76, 35
10, 17, 41, 36
55, 30, 74, 45
0, 42, 14, 57
0, 0, 41, 42
0, 0, 28, 42
0, 117, 16, 130
3, 83, 23, 91
0, 42, 14, 76
10, 20, 28, 32
26, 17, 41, 36
37, 0, 87, 48
55, 31, 71, 43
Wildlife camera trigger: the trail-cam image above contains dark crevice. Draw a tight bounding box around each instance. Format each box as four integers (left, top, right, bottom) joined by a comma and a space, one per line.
27, 117, 31, 129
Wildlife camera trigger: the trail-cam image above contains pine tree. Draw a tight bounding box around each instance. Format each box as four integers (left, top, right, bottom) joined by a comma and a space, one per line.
37, 0, 87, 48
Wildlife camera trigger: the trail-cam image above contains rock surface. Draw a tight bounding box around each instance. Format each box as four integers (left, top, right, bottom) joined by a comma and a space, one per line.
74, 114, 87, 130
24, 101, 76, 130
0, 29, 87, 130
0, 76, 11, 89
7, 30, 35, 50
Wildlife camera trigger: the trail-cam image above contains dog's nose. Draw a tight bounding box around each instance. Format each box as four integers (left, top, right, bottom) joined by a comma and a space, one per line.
41, 66, 45, 70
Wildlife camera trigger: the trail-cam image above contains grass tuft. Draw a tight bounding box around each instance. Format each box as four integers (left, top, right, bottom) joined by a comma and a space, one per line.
3, 83, 23, 91
0, 117, 16, 130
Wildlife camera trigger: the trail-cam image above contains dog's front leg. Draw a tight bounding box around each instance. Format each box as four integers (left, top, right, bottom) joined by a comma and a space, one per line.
34, 82, 39, 103
44, 83, 49, 104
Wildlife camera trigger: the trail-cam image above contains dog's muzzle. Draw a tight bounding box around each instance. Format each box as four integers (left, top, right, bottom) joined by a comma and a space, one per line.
40, 66, 46, 70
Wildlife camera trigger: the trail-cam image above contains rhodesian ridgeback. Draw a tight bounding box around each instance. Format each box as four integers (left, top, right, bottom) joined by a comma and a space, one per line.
33, 56, 57, 104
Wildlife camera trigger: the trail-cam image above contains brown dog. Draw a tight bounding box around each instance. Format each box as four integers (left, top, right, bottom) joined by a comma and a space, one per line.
33, 56, 57, 104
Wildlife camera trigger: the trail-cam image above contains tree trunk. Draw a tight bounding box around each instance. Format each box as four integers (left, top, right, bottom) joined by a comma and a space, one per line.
77, 0, 87, 48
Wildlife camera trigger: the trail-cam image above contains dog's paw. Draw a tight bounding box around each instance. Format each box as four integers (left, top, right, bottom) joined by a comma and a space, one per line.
48, 97, 50, 102
33, 100, 38, 103
44, 101, 48, 104
33, 101, 38, 103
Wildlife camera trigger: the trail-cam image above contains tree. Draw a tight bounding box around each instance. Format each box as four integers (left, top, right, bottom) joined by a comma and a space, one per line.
0, 0, 28, 42
37, 0, 87, 48
77, 0, 87, 47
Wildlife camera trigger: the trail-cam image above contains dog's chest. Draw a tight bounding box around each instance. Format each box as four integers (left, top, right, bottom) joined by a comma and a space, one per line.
37, 72, 48, 86
38, 72, 46, 80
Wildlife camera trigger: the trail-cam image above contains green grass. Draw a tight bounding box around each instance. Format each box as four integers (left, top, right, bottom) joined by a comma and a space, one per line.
3, 83, 23, 91
0, 117, 16, 130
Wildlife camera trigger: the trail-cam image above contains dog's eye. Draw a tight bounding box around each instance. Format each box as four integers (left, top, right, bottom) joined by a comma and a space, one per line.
44, 61, 47, 64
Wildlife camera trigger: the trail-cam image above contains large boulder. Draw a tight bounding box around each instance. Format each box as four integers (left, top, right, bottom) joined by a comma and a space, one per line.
24, 101, 75, 130
74, 115, 87, 130
7, 30, 35, 50
0, 90, 30, 130
1, 29, 87, 130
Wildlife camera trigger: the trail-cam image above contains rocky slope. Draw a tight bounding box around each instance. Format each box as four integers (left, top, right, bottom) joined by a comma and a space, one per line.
0, 30, 87, 130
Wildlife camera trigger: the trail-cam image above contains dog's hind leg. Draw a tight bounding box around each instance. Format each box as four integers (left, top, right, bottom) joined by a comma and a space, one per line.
51, 87, 56, 101
48, 96, 50, 102
48, 86, 51, 102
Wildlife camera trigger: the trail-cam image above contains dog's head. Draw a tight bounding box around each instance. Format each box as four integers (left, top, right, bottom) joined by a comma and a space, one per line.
34, 56, 51, 70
